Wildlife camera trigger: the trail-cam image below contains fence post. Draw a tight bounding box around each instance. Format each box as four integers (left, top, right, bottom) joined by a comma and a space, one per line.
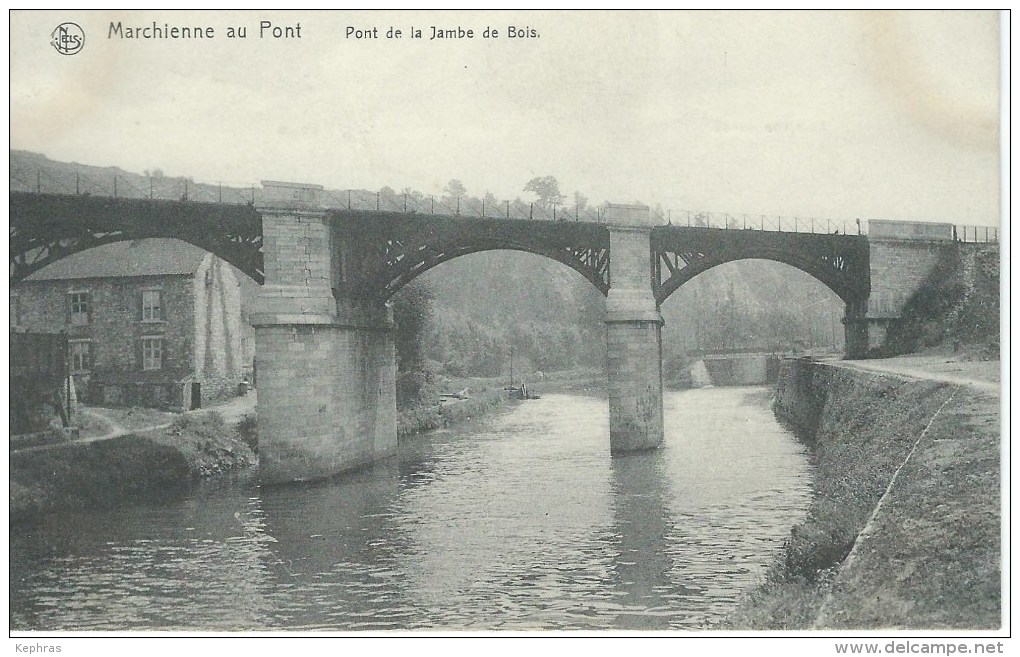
219, 183, 223, 203
530, 203, 533, 220
36, 170, 40, 193
778, 216, 782, 232
77, 172, 81, 196
114, 175, 118, 197
457, 197, 460, 216
761, 215, 764, 230
506, 200, 510, 219
482, 199, 485, 218
810, 217, 814, 233
403, 193, 407, 213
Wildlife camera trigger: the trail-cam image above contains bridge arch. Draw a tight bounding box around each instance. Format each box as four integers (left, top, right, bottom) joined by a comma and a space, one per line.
376, 239, 610, 301
651, 227, 870, 311
10, 192, 264, 284
330, 210, 610, 302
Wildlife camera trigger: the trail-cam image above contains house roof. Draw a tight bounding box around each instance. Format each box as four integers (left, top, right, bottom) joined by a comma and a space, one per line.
24, 238, 210, 281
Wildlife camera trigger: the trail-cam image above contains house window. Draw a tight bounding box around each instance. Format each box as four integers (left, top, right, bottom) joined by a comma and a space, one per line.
69, 291, 90, 326
142, 337, 163, 371
142, 289, 162, 322
70, 340, 91, 372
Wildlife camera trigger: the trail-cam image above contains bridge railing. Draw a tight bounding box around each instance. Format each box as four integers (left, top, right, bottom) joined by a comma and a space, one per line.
670, 210, 869, 235
10, 167, 260, 205
954, 224, 999, 243
11, 167, 1000, 241
308, 187, 607, 222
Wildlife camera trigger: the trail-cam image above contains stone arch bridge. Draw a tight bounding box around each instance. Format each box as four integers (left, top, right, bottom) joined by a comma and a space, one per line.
9, 182, 983, 483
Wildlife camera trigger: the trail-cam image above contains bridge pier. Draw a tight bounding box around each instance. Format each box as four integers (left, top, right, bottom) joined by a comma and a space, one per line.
605, 204, 664, 452
252, 182, 396, 484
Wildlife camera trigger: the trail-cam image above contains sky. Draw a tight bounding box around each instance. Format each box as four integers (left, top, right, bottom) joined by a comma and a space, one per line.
9, 10, 1003, 227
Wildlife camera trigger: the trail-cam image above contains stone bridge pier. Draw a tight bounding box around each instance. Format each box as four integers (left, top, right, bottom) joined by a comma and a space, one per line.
604, 204, 664, 452
252, 182, 396, 484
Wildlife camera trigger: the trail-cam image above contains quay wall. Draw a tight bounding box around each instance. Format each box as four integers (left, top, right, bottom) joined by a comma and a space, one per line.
730, 358, 999, 629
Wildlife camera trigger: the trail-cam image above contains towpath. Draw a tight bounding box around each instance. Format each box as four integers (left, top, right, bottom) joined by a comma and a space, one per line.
838, 354, 1000, 395
14, 392, 258, 454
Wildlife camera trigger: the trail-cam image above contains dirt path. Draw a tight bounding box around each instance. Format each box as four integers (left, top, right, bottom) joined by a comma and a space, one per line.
840, 356, 1000, 395
15, 394, 256, 455
14, 408, 174, 454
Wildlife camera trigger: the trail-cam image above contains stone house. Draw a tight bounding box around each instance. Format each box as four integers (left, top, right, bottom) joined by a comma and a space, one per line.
11, 238, 256, 410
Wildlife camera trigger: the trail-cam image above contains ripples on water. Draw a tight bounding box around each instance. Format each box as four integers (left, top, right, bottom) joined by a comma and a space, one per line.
10, 387, 811, 631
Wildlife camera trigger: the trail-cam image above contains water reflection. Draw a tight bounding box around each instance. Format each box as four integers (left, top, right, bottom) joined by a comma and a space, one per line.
10, 387, 811, 632
608, 450, 678, 629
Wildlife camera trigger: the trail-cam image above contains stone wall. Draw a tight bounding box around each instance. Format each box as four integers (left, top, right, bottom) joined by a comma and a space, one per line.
254, 196, 398, 484
604, 205, 664, 453
700, 354, 772, 386
14, 274, 195, 403
255, 315, 397, 483
14, 256, 249, 410
606, 321, 664, 451
193, 255, 247, 403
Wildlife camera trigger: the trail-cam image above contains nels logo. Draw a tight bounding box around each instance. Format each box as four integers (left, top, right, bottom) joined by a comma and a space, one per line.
51, 22, 84, 55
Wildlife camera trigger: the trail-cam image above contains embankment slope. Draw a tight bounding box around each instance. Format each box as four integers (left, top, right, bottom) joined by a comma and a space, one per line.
728, 359, 1000, 629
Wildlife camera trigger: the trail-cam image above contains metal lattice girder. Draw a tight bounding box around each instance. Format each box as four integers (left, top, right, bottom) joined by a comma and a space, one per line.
330, 210, 611, 300
10, 192, 264, 283
651, 225, 870, 306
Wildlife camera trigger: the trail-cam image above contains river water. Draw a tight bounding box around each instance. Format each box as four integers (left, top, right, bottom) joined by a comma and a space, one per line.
11, 387, 812, 632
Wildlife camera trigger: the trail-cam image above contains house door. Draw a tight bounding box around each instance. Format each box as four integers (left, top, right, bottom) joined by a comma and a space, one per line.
190, 382, 201, 410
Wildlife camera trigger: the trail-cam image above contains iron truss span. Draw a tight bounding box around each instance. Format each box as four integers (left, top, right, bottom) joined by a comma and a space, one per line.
10, 192, 872, 311
330, 210, 611, 301
10, 192, 264, 284
651, 225, 871, 307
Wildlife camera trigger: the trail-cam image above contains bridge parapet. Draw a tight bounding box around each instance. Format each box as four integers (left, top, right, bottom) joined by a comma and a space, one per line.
260, 180, 324, 210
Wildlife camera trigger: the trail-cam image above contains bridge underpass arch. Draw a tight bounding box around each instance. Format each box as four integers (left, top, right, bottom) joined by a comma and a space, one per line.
658, 259, 847, 387
375, 242, 610, 303
389, 249, 609, 384
652, 227, 871, 359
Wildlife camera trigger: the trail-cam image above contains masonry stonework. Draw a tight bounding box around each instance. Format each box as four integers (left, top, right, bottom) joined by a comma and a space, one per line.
604, 204, 664, 452
254, 183, 397, 484
852, 220, 960, 355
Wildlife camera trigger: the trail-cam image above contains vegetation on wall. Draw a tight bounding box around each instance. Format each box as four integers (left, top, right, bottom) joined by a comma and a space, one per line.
881, 246, 999, 359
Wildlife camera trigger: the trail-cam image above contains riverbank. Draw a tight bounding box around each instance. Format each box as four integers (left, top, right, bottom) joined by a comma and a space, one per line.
10, 410, 257, 524
725, 357, 1000, 629
11, 369, 604, 522
397, 368, 606, 438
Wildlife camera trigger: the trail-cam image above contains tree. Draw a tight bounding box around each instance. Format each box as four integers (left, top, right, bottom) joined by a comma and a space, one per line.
392, 281, 435, 405
573, 191, 588, 210
444, 179, 467, 199
524, 176, 565, 207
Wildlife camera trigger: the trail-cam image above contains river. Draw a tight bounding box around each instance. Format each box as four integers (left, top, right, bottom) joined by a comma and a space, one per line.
10, 387, 812, 632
